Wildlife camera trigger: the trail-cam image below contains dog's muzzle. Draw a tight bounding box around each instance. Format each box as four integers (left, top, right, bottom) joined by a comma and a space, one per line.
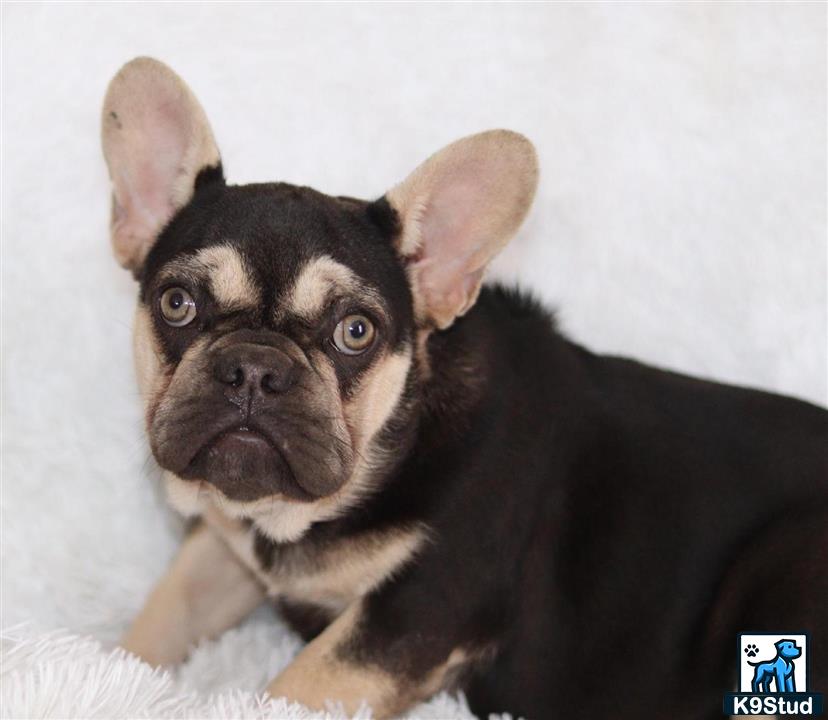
153, 329, 352, 503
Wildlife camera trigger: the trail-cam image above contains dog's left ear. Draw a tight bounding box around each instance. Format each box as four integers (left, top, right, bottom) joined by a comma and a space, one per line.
385, 130, 538, 329
101, 57, 223, 274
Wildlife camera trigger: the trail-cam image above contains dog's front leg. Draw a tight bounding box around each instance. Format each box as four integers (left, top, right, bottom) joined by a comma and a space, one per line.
266, 600, 465, 719
775, 667, 788, 693
120, 522, 266, 667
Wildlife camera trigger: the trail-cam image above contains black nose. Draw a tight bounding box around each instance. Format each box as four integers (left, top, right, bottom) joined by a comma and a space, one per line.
212, 343, 298, 398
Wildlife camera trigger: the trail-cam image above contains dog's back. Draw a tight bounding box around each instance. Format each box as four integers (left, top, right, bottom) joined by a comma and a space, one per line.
403, 285, 828, 718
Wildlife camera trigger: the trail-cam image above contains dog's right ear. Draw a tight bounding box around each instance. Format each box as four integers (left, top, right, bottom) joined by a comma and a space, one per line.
101, 57, 222, 274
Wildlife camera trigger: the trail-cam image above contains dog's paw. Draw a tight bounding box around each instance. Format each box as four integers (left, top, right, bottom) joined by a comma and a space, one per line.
744, 644, 759, 658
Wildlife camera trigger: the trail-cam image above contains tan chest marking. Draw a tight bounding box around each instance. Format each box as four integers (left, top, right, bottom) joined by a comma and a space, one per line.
203, 505, 427, 612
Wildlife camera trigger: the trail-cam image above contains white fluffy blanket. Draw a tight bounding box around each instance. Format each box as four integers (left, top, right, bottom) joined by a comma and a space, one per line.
1, 3, 824, 719
1, 623, 478, 719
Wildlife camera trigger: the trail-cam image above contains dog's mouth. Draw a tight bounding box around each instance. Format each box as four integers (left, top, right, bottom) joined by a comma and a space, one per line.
179, 423, 312, 502
153, 403, 352, 501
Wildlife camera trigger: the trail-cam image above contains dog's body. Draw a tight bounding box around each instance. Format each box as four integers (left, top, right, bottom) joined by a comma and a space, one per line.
102, 58, 828, 719
749, 640, 802, 693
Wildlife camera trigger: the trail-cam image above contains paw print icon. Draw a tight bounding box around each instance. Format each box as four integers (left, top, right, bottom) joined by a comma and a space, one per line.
744, 643, 759, 658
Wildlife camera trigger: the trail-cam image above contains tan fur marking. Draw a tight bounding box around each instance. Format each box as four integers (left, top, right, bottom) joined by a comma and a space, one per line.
120, 524, 265, 667
265, 603, 468, 719
164, 472, 331, 542
163, 472, 205, 517
150, 334, 213, 434
414, 327, 432, 380
286, 255, 356, 320
199, 502, 426, 612
420, 647, 470, 700
133, 305, 163, 400
266, 603, 397, 717
344, 347, 412, 451
284, 255, 384, 322
282, 530, 424, 612
195, 245, 258, 308
155, 245, 259, 310
132, 304, 178, 433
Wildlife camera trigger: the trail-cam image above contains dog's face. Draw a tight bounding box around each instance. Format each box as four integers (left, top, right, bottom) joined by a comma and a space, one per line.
133, 185, 416, 536
102, 58, 538, 541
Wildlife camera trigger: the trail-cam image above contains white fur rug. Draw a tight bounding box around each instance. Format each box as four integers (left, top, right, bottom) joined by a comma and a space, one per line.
1, 4, 824, 719
0, 624, 477, 719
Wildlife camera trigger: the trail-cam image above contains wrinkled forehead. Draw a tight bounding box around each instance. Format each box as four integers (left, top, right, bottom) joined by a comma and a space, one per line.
140, 183, 412, 326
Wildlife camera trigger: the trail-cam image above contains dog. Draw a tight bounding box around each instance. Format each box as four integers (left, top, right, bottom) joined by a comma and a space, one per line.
101, 57, 828, 719
750, 640, 801, 693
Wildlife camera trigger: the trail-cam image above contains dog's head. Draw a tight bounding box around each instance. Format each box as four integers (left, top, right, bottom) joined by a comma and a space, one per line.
101, 57, 538, 541
775, 640, 802, 660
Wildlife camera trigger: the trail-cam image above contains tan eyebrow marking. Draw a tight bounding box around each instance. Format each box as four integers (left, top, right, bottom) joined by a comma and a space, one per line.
284, 255, 382, 322
158, 244, 259, 309
195, 245, 258, 308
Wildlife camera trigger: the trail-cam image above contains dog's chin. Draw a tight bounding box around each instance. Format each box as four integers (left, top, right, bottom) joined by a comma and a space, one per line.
180, 430, 313, 502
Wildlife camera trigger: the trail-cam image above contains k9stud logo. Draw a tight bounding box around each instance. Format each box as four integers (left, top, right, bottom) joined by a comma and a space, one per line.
723, 633, 824, 715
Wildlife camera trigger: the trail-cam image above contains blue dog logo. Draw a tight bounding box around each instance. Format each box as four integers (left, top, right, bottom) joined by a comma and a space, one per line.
723, 633, 824, 715
749, 639, 801, 693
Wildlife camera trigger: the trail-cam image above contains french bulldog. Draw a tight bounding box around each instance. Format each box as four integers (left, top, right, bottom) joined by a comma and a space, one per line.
102, 57, 828, 719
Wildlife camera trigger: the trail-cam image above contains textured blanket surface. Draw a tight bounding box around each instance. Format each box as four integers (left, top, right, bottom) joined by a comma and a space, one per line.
1, 3, 825, 719
1, 624, 476, 719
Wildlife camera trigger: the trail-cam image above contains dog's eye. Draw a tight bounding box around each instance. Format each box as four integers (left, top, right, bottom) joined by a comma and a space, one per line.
332, 314, 375, 355
159, 287, 197, 327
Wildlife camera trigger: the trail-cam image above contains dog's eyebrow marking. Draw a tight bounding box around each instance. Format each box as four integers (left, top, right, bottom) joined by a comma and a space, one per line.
284, 255, 381, 321
159, 245, 259, 309
195, 245, 258, 308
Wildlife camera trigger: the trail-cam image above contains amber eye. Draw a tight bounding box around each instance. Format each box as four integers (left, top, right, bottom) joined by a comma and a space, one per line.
159, 287, 197, 327
332, 314, 375, 355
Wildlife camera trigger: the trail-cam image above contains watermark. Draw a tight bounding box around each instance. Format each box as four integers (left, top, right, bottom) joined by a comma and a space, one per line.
723, 633, 823, 716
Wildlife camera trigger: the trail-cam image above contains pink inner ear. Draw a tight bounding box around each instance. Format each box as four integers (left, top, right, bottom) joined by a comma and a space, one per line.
412, 179, 489, 328
109, 147, 179, 269
417, 171, 499, 294
392, 130, 537, 328
107, 101, 192, 268
102, 58, 221, 271
114, 100, 191, 229
421, 181, 476, 253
